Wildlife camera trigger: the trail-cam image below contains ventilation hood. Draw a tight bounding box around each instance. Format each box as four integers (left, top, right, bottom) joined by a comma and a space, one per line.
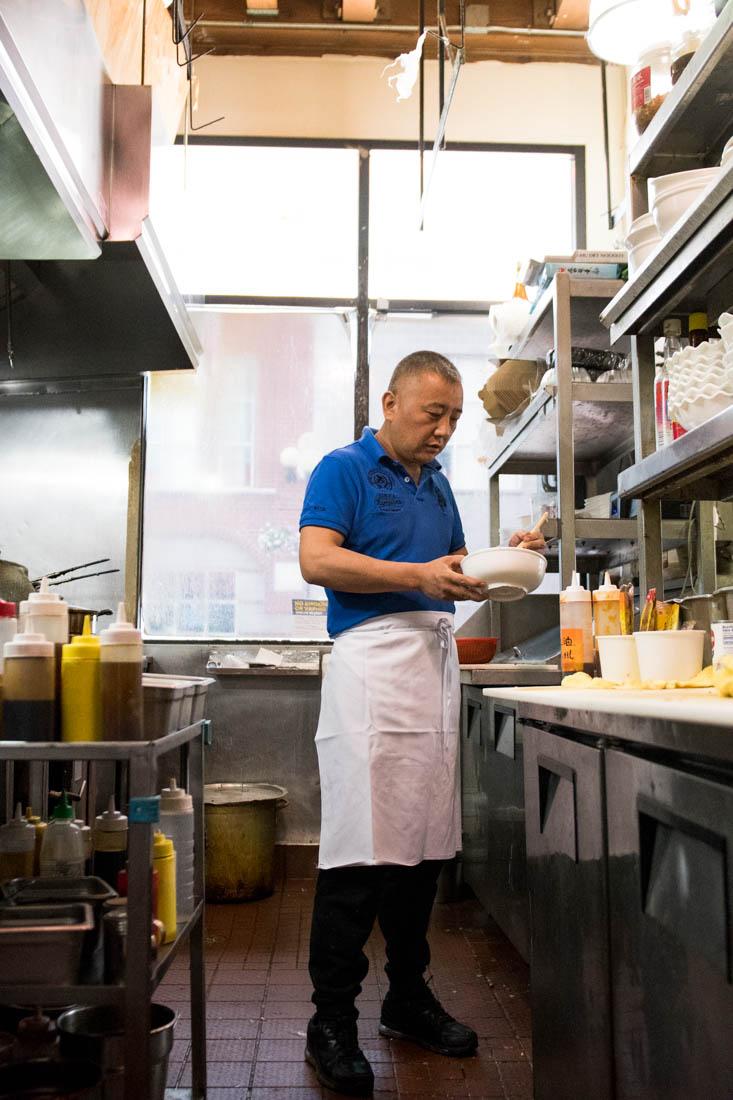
0, 2, 200, 380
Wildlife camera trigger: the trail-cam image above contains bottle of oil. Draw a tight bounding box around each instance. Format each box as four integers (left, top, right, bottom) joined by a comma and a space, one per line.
100, 603, 143, 741
92, 796, 128, 889
61, 616, 101, 742
592, 572, 622, 674
560, 572, 594, 676
24, 578, 69, 731
2, 633, 56, 741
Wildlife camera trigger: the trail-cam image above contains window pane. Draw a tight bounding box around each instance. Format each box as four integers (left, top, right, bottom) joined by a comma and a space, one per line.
369, 149, 576, 301
149, 145, 359, 298
142, 310, 356, 640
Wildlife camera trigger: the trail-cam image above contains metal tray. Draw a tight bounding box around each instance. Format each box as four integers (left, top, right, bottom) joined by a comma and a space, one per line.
0, 903, 94, 985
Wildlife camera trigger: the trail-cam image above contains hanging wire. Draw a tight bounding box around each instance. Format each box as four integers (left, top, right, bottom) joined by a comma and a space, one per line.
170, 0, 224, 130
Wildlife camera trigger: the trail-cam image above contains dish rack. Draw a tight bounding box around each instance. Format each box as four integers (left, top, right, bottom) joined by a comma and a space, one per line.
0, 721, 210, 1100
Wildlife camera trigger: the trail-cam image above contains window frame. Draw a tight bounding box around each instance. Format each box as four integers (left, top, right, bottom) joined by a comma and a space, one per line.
139, 137, 585, 642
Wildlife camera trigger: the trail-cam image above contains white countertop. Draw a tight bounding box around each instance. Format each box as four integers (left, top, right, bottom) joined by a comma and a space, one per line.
483, 685, 733, 729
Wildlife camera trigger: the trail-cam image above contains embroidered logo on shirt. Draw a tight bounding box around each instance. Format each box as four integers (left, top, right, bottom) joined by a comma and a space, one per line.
368, 468, 393, 489
376, 493, 403, 513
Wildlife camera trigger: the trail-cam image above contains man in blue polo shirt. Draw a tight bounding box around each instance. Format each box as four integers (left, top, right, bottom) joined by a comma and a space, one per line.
299, 350, 544, 1097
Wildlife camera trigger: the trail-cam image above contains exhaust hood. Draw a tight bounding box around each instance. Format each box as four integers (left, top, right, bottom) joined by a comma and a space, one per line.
0, 2, 201, 379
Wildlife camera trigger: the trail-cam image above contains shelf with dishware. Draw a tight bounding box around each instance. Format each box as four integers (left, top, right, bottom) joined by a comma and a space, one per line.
508, 277, 628, 361
0, 723, 208, 1100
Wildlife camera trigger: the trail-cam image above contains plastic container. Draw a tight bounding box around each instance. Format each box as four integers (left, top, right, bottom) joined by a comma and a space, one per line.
61, 617, 101, 743
0, 803, 36, 883
92, 797, 128, 890
597, 636, 641, 684
559, 572, 594, 676
0, 603, 16, 674
631, 43, 672, 135
711, 622, 733, 669
40, 794, 86, 878
204, 783, 288, 901
633, 629, 705, 682
160, 778, 194, 921
100, 604, 143, 742
142, 677, 186, 739
2, 633, 55, 742
152, 831, 177, 943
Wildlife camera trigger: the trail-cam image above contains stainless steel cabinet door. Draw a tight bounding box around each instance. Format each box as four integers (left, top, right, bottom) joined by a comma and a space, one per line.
461, 688, 489, 901
606, 749, 733, 1100
523, 723, 612, 1100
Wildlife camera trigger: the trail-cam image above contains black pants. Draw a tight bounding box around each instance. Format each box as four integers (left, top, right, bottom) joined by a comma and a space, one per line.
308, 859, 444, 1020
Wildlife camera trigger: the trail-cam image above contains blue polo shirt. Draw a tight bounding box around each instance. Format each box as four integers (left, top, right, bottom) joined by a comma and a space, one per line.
300, 427, 466, 637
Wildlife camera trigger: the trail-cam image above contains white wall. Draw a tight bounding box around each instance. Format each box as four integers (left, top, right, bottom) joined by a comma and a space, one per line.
194, 53, 628, 250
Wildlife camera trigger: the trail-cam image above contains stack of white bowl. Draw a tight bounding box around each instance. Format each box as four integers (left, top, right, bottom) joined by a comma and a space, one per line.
625, 213, 662, 276
648, 166, 719, 237
667, 338, 733, 430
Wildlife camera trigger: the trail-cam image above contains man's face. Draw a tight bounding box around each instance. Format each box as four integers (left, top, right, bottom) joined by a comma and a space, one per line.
382, 371, 463, 466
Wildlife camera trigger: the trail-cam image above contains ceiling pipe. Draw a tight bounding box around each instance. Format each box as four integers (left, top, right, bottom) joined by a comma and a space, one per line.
197, 19, 587, 35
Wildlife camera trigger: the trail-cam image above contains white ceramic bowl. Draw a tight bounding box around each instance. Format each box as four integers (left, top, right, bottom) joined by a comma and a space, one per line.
633, 630, 705, 682
628, 238, 660, 276
721, 136, 733, 169
460, 546, 547, 602
649, 167, 719, 236
598, 636, 640, 684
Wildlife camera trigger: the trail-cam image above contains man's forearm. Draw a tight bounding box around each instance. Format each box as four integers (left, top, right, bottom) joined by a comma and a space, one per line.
301, 543, 424, 593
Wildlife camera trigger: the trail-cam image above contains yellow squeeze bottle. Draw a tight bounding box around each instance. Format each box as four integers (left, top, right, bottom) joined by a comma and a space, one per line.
153, 831, 177, 943
61, 617, 101, 742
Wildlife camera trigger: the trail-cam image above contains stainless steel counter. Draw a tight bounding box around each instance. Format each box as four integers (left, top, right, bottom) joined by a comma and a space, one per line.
483, 686, 733, 767
459, 663, 561, 687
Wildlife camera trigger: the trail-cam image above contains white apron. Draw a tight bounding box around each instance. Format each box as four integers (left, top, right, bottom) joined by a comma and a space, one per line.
315, 611, 461, 869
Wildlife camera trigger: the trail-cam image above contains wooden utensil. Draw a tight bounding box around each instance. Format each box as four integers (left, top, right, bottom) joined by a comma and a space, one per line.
520, 511, 549, 547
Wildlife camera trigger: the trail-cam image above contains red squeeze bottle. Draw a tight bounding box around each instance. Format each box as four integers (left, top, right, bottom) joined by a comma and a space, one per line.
116, 866, 159, 919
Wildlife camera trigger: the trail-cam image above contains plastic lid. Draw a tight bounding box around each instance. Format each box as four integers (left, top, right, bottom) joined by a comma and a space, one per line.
595, 571, 619, 595
0, 803, 36, 836
160, 777, 193, 814
0, 601, 16, 620
3, 632, 54, 658
52, 793, 75, 822
25, 577, 68, 618
100, 602, 141, 646
153, 830, 174, 859
689, 312, 708, 331
63, 617, 101, 662
663, 318, 682, 337
94, 795, 128, 832
560, 571, 591, 601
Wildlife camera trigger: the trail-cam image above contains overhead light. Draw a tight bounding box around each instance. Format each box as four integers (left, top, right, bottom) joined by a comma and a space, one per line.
587, 0, 677, 65
341, 0, 378, 22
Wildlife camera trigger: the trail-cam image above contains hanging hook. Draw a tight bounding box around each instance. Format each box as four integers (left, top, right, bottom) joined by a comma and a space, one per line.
187, 81, 224, 133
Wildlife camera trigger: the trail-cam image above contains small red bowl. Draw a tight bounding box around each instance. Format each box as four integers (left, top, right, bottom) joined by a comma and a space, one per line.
456, 637, 498, 665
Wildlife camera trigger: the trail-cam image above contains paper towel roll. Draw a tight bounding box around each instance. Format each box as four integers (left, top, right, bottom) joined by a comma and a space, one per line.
342, 0, 377, 21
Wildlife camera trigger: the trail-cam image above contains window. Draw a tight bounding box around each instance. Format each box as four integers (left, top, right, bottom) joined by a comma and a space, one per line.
142, 142, 579, 638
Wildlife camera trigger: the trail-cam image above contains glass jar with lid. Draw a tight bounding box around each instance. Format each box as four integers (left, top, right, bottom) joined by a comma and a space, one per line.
631, 43, 673, 135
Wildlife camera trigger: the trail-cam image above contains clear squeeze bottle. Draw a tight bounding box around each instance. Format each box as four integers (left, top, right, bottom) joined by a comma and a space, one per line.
92, 796, 128, 889
39, 793, 86, 877
0, 803, 36, 882
160, 777, 194, 920
100, 603, 143, 741
24, 578, 69, 728
560, 572, 594, 676
61, 616, 101, 742
2, 633, 56, 741
592, 572, 622, 673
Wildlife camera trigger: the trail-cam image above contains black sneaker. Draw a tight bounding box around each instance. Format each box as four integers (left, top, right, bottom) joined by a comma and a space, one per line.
379, 985, 478, 1057
305, 1014, 375, 1097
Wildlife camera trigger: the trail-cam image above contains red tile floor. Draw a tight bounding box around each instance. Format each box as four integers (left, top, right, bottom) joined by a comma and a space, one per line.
160, 855, 533, 1100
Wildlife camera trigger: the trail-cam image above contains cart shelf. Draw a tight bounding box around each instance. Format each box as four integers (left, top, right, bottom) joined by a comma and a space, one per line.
628, 1, 733, 179
509, 278, 628, 361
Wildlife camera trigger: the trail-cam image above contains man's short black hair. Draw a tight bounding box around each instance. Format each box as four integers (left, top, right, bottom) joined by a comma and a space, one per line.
388, 351, 462, 393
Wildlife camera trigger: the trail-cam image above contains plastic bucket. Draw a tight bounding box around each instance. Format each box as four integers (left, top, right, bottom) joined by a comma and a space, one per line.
204, 783, 288, 901
56, 1004, 176, 1100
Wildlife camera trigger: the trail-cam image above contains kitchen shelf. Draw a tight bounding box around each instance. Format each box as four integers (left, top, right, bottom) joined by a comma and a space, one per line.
0, 722, 208, 1100
618, 404, 733, 502
509, 278, 629, 360
601, 163, 733, 342
628, 0, 733, 179
486, 383, 634, 477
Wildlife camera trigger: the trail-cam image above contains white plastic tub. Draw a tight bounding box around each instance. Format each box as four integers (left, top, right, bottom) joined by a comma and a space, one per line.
142, 677, 187, 739
597, 636, 640, 683
633, 630, 705, 682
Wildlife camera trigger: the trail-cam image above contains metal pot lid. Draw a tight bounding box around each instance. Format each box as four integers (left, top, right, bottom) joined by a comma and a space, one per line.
204, 782, 288, 805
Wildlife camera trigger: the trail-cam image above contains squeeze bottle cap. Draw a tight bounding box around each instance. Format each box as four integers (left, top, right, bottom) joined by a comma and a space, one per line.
0, 601, 16, 619
3, 632, 54, 659
63, 617, 101, 662
1, 803, 36, 834
689, 312, 708, 332
94, 795, 128, 832
52, 793, 75, 822
160, 777, 193, 814
153, 831, 174, 859
595, 571, 620, 594
663, 318, 682, 338
100, 603, 141, 646
560, 572, 591, 602
26, 577, 67, 618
